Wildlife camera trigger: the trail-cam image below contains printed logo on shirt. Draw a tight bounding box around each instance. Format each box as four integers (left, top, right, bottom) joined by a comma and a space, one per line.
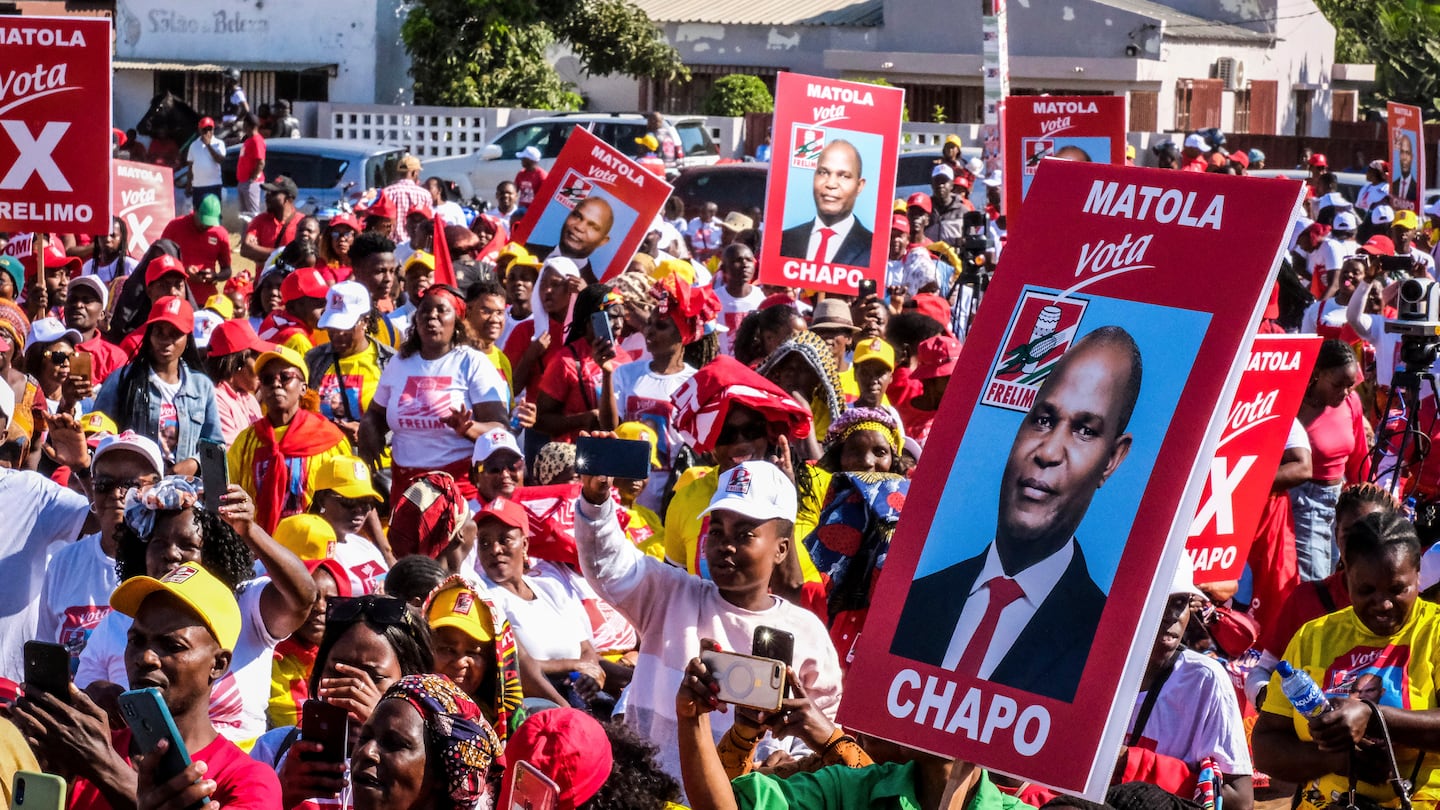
1322, 644, 1412, 708
318, 372, 366, 421
792, 126, 825, 170
981, 290, 1090, 413
350, 560, 387, 595
394, 375, 458, 431
60, 604, 111, 671
624, 397, 674, 461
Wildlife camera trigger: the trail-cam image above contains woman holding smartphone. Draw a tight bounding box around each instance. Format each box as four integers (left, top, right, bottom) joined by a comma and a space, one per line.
533, 283, 626, 444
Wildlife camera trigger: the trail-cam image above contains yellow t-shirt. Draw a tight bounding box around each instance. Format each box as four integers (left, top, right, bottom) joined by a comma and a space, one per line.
315, 343, 384, 420
622, 502, 666, 560
480, 343, 514, 395
280, 331, 317, 357
662, 466, 822, 583
1263, 600, 1440, 807
227, 422, 354, 517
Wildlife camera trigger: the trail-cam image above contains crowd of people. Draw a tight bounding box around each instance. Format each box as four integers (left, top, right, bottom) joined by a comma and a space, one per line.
0, 116, 1438, 810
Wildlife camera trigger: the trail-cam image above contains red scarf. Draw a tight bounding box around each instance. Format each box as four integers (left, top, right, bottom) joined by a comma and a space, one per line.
252, 409, 345, 533
258, 311, 309, 344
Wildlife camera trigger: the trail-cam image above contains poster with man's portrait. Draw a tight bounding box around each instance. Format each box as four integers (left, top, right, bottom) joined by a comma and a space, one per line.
1002, 95, 1126, 234
758, 72, 904, 295
511, 126, 672, 283
838, 161, 1304, 800
1387, 102, 1424, 213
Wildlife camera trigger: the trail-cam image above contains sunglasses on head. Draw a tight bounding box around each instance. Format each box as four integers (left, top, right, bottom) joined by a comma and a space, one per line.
327, 594, 414, 626
716, 419, 768, 446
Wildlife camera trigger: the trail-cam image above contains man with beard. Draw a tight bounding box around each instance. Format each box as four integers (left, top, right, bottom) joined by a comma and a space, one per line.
240, 176, 301, 265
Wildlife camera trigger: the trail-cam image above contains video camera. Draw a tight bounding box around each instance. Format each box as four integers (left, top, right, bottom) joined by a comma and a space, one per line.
1383, 277, 1440, 374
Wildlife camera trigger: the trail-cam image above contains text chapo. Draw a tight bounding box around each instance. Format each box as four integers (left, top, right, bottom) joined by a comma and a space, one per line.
886, 669, 1050, 756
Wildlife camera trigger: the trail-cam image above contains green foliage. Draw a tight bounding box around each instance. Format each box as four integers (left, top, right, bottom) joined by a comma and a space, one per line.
932, 104, 947, 124
702, 75, 774, 116
402, 0, 687, 109
1316, 0, 1440, 116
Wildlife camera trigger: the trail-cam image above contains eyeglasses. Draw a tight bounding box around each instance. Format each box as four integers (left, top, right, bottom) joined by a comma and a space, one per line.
327, 594, 414, 626
258, 370, 304, 387
47, 350, 73, 365
716, 420, 768, 446
93, 475, 158, 495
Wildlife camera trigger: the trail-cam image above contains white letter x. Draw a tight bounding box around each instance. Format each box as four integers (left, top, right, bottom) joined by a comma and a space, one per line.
1, 121, 71, 191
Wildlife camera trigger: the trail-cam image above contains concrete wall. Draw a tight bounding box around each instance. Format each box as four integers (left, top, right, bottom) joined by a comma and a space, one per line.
114, 70, 155, 135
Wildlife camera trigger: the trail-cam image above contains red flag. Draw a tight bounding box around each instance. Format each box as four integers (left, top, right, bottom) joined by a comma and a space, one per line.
431, 212, 457, 287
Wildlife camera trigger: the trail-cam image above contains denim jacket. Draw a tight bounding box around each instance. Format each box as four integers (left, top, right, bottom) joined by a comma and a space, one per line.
94, 362, 224, 465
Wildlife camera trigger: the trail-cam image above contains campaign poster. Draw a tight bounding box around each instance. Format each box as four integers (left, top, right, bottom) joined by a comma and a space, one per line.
113, 160, 175, 258
1387, 102, 1424, 213
0, 17, 112, 233
758, 72, 904, 296
1185, 335, 1320, 584
1003, 95, 1126, 235
837, 161, 1304, 799
511, 127, 671, 283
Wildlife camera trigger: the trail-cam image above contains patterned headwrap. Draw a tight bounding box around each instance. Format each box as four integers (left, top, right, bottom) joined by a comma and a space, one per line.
672, 355, 812, 453
611, 269, 652, 312
534, 442, 577, 486
804, 471, 909, 618
422, 575, 525, 742
123, 475, 203, 536
0, 297, 29, 352
824, 406, 903, 457
388, 472, 469, 559
381, 674, 502, 805
650, 271, 722, 346
756, 330, 846, 429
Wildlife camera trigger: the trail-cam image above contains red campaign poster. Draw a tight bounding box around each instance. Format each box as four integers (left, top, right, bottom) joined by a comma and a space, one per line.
0, 17, 111, 233
113, 160, 175, 258
511, 127, 671, 283
1003, 95, 1127, 235
1184, 335, 1320, 584
1387, 102, 1424, 213
838, 161, 1303, 799
757, 72, 904, 295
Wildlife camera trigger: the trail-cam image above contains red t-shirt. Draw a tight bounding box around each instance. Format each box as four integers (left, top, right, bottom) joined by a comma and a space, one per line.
159, 216, 231, 302
76, 334, 128, 384
245, 211, 300, 251
236, 134, 266, 184
502, 316, 568, 391
1260, 571, 1349, 656
68, 728, 282, 810
536, 338, 631, 442
515, 167, 548, 206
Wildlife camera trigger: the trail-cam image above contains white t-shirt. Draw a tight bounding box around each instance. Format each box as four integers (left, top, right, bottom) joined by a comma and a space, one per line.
0, 468, 90, 681
1286, 418, 1310, 451
84, 255, 138, 283
612, 360, 696, 511
333, 533, 389, 595
1307, 237, 1358, 285
76, 577, 280, 744
1400, 248, 1437, 278
151, 372, 182, 463
1125, 649, 1254, 774
38, 532, 117, 674
713, 285, 764, 356
686, 218, 722, 256
1301, 296, 1352, 336
479, 573, 592, 663
187, 139, 224, 187
372, 346, 508, 467
1356, 182, 1390, 213
501, 310, 527, 349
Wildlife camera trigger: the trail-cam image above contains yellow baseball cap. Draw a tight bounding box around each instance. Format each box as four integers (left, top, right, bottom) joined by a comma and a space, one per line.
616, 421, 661, 469
273, 513, 337, 561
204, 294, 236, 320
80, 410, 118, 437
426, 581, 494, 644
652, 257, 695, 285
944, 134, 963, 148
403, 251, 436, 275
314, 456, 382, 501
852, 337, 896, 371
1394, 209, 1420, 230
111, 562, 241, 651
254, 345, 309, 383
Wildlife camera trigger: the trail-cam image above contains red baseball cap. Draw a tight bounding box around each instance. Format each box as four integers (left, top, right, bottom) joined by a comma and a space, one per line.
281, 267, 329, 303
198, 117, 216, 130
144, 254, 189, 286
891, 213, 910, 234
759, 292, 798, 311
914, 334, 962, 380
475, 496, 530, 533
363, 194, 397, 221
909, 292, 952, 333
143, 296, 195, 334
327, 214, 361, 233
906, 192, 933, 214
1308, 153, 1328, 168
22, 245, 81, 281
1229, 150, 1250, 169
208, 319, 274, 358
1361, 234, 1396, 257
500, 709, 613, 810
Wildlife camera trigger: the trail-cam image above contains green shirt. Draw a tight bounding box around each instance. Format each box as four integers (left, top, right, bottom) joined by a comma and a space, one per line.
731, 763, 1036, 810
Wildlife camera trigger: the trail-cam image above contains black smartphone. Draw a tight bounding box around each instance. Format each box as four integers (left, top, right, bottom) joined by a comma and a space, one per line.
574, 435, 651, 480
751, 626, 795, 667
590, 310, 614, 345
857, 279, 877, 300
22, 641, 70, 705
198, 440, 227, 513
300, 699, 349, 764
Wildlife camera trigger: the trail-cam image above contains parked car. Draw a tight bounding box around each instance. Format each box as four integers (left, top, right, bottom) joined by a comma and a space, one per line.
209, 138, 405, 231
427, 113, 720, 203
1246, 169, 1365, 203
895, 147, 986, 207
670, 163, 770, 221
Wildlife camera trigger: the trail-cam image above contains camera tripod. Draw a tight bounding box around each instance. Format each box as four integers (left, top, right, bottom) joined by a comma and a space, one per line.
1367, 364, 1439, 497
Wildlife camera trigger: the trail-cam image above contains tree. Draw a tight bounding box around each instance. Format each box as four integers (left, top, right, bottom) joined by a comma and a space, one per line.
703, 75, 774, 116
402, 0, 689, 109
1315, 0, 1440, 116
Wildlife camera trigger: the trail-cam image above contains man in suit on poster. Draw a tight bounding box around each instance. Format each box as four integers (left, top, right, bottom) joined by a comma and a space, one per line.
890, 326, 1142, 702
779, 139, 874, 266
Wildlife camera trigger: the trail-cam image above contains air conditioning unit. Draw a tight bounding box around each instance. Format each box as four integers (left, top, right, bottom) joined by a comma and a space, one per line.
1213, 57, 1247, 91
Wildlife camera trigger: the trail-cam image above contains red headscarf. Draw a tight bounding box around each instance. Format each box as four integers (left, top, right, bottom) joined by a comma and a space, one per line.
651, 272, 722, 345
672, 355, 812, 453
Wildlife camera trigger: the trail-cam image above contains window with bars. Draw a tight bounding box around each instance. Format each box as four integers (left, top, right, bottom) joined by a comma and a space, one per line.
646, 66, 780, 115
153, 68, 328, 120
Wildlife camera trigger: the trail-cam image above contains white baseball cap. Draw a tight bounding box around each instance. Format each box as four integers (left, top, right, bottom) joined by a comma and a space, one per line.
472, 427, 522, 465
1169, 550, 1205, 599
192, 309, 225, 349
318, 281, 372, 331
516, 146, 543, 162
983, 172, 1003, 188
702, 461, 798, 524
1333, 210, 1360, 232
1371, 204, 1397, 226
1183, 132, 1208, 151
93, 430, 164, 477
1317, 192, 1353, 213
69, 275, 109, 310
966, 157, 985, 176
26, 317, 82, 348
931, 164, 955, 180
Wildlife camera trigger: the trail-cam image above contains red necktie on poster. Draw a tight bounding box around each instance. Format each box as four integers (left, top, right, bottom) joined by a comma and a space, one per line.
812, 227, 836, 262
956, 576, 1025, 675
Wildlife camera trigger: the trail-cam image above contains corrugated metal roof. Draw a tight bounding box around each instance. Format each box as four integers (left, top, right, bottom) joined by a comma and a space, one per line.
632, 0, 882, 27
1091, 0, 1273, 43
115, 59, 337, 73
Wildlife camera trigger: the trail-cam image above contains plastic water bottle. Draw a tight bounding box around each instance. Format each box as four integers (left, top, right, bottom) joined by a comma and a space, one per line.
1276, 660, 1329, 718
